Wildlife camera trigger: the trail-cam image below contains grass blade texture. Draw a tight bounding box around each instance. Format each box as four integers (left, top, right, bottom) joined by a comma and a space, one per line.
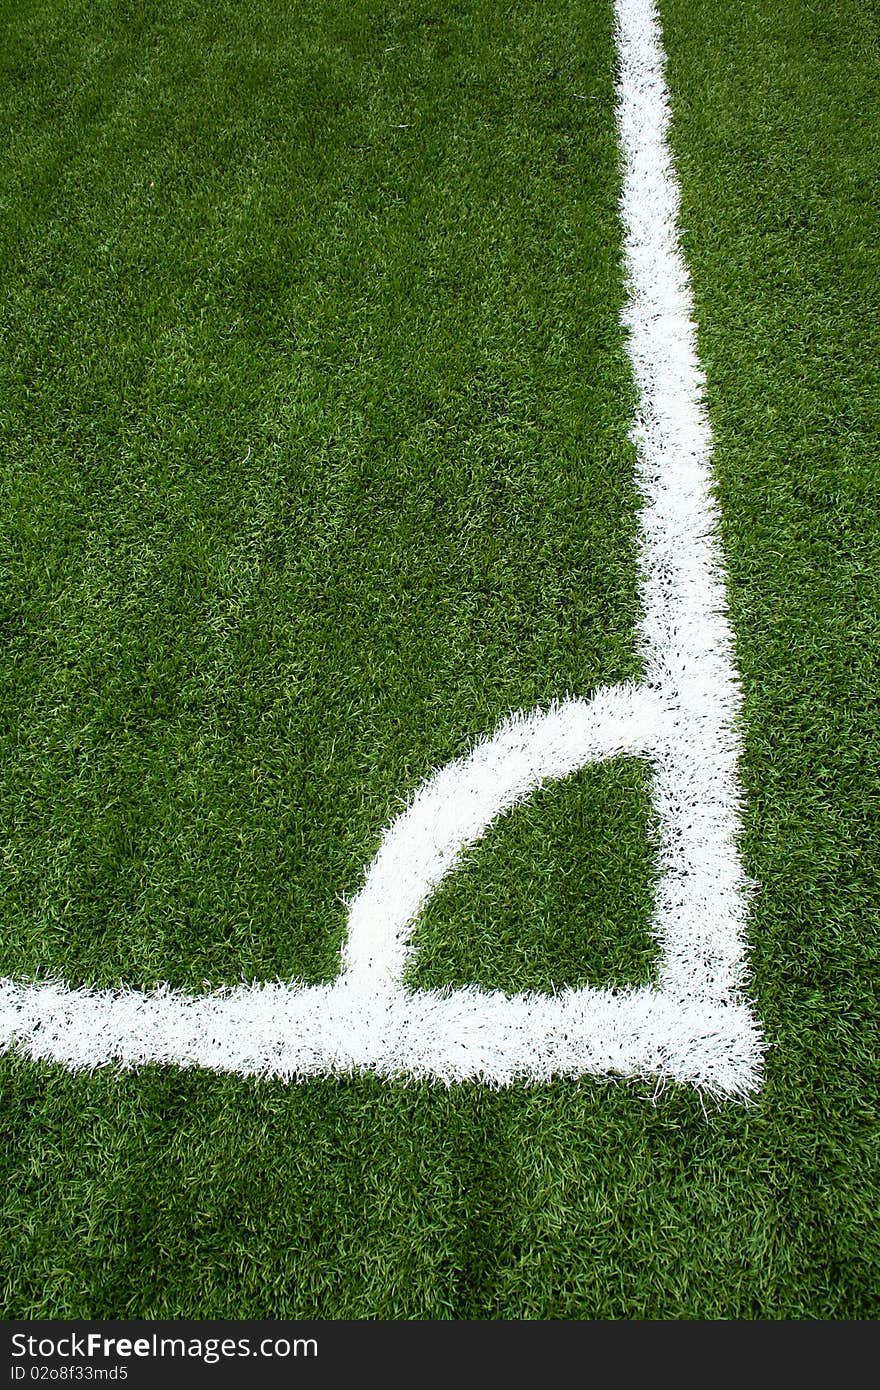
0, 0, 877, 1319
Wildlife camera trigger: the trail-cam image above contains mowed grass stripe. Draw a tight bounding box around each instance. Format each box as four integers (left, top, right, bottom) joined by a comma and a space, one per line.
0, 0, 655, 994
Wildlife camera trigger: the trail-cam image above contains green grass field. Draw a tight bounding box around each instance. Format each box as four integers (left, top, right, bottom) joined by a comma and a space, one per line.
1, 0, 878, 1318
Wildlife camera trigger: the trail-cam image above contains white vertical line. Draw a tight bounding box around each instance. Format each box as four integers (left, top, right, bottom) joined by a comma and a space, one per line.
614, 0, 754, 1004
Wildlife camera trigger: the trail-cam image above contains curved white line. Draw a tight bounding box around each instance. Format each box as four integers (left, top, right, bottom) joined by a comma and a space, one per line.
341, 685, 662, 988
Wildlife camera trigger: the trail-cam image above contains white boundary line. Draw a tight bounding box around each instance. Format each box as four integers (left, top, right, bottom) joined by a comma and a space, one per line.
0, 0, 764, 1095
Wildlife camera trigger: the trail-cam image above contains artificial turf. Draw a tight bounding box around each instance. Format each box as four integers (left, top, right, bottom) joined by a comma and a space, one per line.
1, 0, 878, 1319
0, 0, 650, 994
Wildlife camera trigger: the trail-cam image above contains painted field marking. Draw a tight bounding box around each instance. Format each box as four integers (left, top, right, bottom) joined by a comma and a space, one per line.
0, 0, 764, 1095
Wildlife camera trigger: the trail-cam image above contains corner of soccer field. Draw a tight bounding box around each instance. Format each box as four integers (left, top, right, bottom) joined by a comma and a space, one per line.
0, 0, 877, 1320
